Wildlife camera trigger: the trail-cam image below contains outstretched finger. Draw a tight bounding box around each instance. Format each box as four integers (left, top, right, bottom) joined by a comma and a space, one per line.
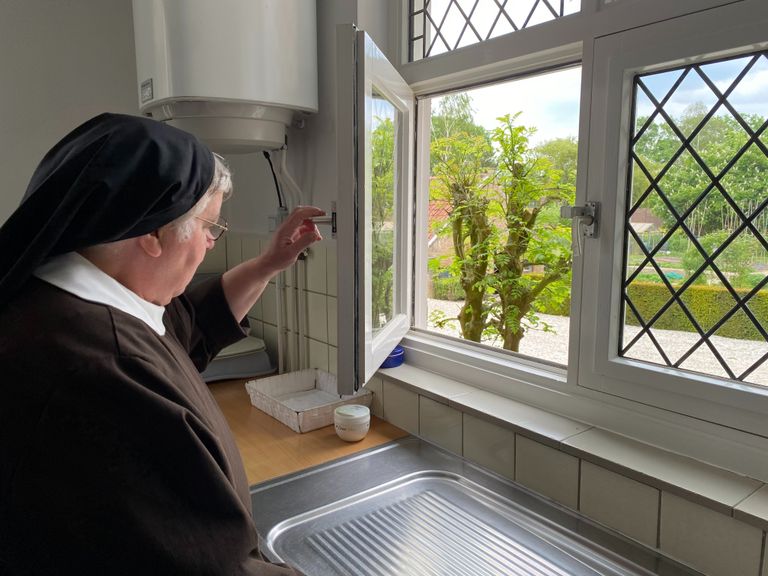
282, 206, 324, 229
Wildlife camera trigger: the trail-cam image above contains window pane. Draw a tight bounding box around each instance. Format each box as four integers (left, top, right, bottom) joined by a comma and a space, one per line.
622, 50, 768, 385
408, 0, 581, 61
420, 66, 581, 366
370, 91, 397, 333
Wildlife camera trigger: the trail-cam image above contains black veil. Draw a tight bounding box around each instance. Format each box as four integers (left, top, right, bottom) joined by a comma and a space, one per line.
0, 113, 214, 306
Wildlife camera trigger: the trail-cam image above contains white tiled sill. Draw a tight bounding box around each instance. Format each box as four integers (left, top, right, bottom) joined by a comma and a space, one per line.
376, 362, 768, 534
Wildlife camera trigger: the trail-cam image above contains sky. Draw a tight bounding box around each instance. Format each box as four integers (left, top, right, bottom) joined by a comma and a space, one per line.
430, 52, 767, 146
637, 54, 768, 122
421, 1, 766, 144
457, 66, 582, 145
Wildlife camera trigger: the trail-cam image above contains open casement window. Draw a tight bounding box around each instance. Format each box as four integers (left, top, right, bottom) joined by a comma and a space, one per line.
579, 1, 768, 435
336, 25, 415, 394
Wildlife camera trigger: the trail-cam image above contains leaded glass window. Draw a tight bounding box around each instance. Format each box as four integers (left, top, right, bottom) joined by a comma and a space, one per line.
408, 0, 580, 62
622, 49, 768, 385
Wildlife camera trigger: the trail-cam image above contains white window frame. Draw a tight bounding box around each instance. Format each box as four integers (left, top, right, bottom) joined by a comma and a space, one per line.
392, 0, 768, 477
337, 25, 415, 394
580, 1, 768, 436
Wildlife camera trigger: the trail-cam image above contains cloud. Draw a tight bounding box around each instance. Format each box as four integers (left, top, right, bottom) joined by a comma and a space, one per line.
457, 67, 582, 144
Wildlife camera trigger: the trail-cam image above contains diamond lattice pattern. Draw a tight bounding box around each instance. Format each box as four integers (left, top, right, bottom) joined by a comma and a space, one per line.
622, 50, 768, 385
409, 0, 580, 61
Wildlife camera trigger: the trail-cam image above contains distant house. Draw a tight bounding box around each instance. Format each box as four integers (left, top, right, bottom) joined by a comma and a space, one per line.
630, 207, 663, 234
427, 198, 453, 266
426, 197, 545, 275
629, 207, 664, 252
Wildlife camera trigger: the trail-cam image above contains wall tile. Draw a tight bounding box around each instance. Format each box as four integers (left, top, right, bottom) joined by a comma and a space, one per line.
660, 492, 762, 576
246, 319, 264, 339
516, 435, 579, 509
305, 244, 327, 294
763, 539, 768, 576
327, 296, 338, 347
225, 232, 243, 268
262, 323, 278, 361
734, 483, 768, 532
328, 345, 337, 377
463, 413, 515, 481
460, 388, 589, 446
386, 364, 473, 405
284, 331, 298, 372
564, 428, 760, 513
199, 239, 228, 273
308, 338, 329, 372
261, 284, 277, 325
383, 379, 418, 435
241, 234, 261, 260
284, 286, 295, 328
249, 290, 263, 321
365, 375, 384, 418
282, 266, 294, 288
306, 292, 328, 342
580, 461, 659, 548
419, 396, 462, 455
326, 244, 337, 297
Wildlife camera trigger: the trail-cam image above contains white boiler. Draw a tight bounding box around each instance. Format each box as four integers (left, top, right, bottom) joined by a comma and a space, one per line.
132, 0, 318, 152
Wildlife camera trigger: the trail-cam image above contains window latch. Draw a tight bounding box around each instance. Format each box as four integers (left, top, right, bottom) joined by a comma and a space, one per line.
561, 201, 600, 238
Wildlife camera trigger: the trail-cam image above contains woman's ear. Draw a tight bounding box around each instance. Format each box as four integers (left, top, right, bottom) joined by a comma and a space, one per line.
137, 230, 163, 258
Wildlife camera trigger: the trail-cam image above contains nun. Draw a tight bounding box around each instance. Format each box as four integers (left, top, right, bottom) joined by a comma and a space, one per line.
0, 113, 321, 574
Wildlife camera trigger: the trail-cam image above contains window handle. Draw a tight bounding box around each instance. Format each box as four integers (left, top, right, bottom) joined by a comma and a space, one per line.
561, 201, 600, 257
561, 201, 600, 239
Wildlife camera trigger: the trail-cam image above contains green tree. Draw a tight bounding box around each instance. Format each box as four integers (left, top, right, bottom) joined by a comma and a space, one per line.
485, 114, 574, 351
535, 136, 578, 189
431, 132, 495, 341
681, 230, 759, 286
633, 104, 768, 237
371, 113, 395, 329
431, 93, 494, 169
430, 106, 576, 351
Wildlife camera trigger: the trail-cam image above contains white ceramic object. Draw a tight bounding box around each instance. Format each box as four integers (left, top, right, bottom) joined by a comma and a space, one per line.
334, 405, 371, 442
132, 0, 318, 151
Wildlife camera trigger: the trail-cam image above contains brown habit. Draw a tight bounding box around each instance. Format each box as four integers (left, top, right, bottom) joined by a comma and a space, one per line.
0, 276, 301, 575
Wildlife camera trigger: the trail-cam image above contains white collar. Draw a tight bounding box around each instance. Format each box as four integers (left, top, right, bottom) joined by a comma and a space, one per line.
33, 252, 167, 336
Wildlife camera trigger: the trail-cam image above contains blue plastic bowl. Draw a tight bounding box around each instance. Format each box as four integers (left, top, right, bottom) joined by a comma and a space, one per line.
380, 345, 405, 368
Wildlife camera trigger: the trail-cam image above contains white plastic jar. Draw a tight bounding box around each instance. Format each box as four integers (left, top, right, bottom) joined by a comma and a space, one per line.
334, 404, 371, 442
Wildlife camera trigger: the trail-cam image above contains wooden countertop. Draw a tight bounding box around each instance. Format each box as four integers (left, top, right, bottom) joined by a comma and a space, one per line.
209, 378, 409, 485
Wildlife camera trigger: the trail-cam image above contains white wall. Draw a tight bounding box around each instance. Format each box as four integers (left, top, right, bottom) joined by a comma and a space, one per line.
0, 0, 138, 224
0, 0, 398, 237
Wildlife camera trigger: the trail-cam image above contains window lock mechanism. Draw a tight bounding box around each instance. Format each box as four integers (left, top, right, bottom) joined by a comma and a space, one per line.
561, 201, 600, 239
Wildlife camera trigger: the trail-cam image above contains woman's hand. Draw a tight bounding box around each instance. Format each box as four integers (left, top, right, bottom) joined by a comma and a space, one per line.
221, 205, 325, 322
261, 206, 325, 275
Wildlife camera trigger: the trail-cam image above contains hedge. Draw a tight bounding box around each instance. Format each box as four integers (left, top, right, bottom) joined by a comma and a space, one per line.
626, 281, 768, 341
431, 275, 465, 301
430, 274, 768, 340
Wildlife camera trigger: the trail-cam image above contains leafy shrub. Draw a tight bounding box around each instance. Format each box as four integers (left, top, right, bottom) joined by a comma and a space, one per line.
430, 274, 465, 301
626, 281, 768, 340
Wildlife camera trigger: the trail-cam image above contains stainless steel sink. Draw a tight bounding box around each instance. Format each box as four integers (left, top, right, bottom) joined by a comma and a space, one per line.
250, 437, 700, 576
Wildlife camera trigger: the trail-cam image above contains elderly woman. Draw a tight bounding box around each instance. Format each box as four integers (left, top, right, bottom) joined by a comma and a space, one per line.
0, 113, 322, 574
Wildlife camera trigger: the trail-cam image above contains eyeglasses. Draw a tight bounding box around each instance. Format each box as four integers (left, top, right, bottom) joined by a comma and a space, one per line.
195, 215, 229, 241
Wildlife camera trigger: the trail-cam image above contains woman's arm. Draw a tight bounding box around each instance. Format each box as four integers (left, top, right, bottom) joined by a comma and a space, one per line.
221, 206, 324, 322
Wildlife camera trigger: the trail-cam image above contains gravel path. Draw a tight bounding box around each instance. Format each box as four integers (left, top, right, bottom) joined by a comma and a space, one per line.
427, 299, 768, 386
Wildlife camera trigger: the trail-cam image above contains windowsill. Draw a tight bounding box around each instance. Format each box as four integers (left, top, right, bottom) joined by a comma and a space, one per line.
377, 361, 768, 533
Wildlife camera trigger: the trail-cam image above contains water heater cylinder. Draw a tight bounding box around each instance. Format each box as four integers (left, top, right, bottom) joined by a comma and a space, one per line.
132, 0, 318, 152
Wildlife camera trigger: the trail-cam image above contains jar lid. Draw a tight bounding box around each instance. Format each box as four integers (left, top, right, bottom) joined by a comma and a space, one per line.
334, 404, 370, 422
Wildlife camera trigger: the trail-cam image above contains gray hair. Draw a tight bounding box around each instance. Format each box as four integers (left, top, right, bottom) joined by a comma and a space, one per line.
171, 153, 232, 242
